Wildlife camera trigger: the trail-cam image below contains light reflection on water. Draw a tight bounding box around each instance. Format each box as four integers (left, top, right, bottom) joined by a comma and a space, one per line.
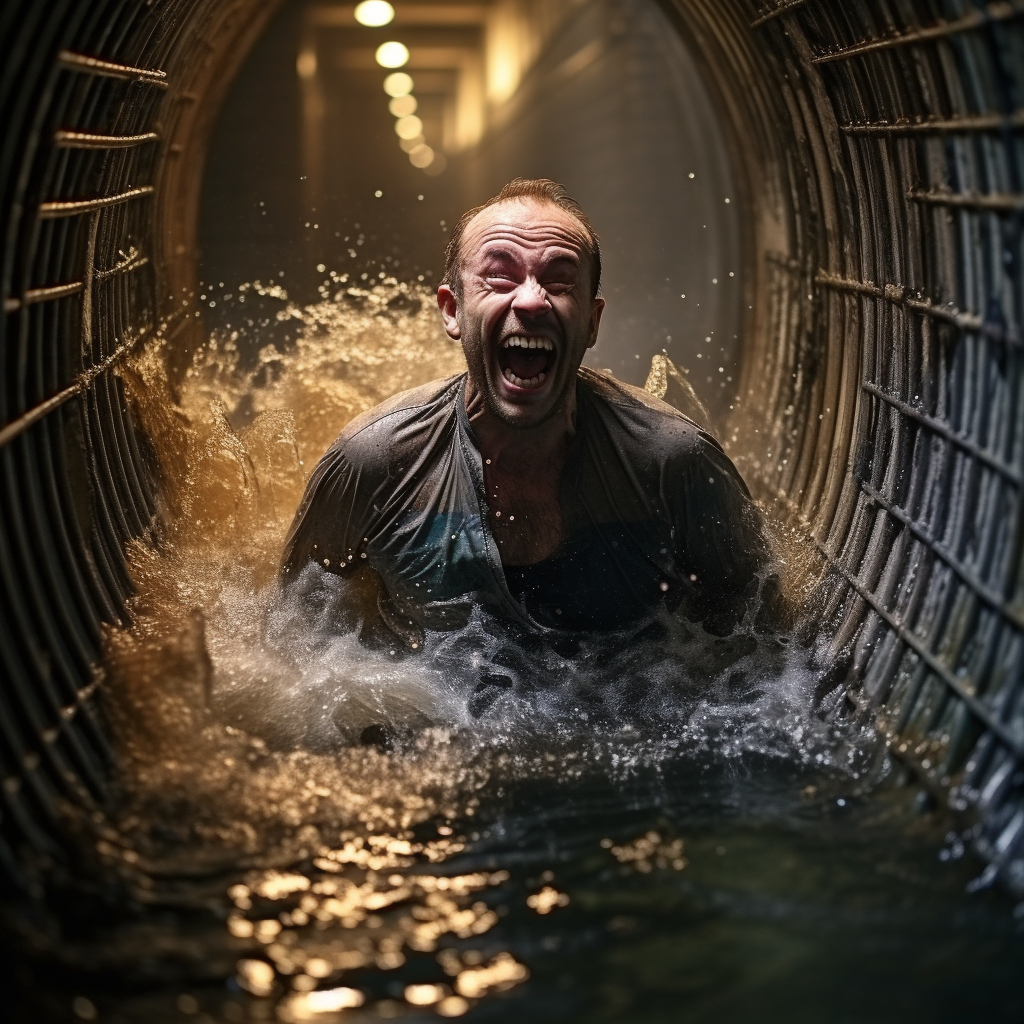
43, 281, 1021, 1022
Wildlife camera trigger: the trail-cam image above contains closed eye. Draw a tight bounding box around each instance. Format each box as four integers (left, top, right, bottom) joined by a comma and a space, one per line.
541, 277, 575, 294
540, 257, 580, 293
485, 272, 518, 291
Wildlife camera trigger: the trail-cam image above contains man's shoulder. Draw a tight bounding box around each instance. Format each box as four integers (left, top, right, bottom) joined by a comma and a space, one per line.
328, 374, 463, 464
578, 366, 717, 454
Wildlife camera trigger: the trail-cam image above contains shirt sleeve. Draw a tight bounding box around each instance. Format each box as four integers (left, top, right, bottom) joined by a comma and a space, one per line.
668, 431, 771, 634
281, 442, 371, 580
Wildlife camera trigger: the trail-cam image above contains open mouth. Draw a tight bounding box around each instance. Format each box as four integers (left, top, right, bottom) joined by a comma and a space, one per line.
497, 335, 556, 390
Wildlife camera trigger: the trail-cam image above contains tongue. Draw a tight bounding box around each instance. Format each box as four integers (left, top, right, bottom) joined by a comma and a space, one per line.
505, 347, 550, 380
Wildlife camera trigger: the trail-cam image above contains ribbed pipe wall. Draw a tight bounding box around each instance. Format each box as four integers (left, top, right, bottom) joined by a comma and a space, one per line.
0, 0, 1021, 899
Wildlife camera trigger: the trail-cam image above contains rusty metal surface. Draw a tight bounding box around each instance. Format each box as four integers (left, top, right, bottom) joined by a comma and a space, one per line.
670, 0, 1024, 892
0, 0, 286, 893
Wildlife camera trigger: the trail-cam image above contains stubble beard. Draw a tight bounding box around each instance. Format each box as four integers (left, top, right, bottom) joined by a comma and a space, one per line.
475, 334, 577, 431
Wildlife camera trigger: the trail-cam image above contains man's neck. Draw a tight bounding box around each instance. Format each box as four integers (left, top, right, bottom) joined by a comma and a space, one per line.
464, 380, 578, 468
464, 380, 577, 564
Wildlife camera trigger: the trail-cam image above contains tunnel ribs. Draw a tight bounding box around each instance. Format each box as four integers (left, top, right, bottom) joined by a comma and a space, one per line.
859, 480, 1024, 634
0, 332, 151, 450
706, 0, 1024, 892
808, 1, 1024, 64
57, 49, 169, 87
54, 130, 160, 149
910, 188, 1024, 213
814, 270, 1022, 349
815, 539, 1024, 762
38, 184, 156, 218
860, 382, 1019, 488
842, 110, 1024, 135
750, 0, 810, 28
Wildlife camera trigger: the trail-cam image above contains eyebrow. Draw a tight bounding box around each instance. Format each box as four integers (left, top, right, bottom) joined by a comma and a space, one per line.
480, 248, 517, 264
479, 245, 580, 267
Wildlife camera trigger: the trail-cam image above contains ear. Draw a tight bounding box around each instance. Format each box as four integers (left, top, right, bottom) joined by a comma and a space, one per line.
586, 296, 605, 350
437, 284, 461, 340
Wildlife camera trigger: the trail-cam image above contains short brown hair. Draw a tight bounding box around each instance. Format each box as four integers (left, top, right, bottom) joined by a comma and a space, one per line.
442, 178, 602, 297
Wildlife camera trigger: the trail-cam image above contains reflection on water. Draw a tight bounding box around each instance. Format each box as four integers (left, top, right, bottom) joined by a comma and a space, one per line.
23, 283, 1019, 1022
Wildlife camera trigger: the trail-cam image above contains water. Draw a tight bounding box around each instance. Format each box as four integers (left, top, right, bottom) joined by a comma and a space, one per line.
15, 278, 1021, 1022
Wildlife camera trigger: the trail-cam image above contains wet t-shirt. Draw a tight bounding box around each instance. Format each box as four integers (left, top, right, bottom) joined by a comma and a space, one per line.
282, 369, 768, 638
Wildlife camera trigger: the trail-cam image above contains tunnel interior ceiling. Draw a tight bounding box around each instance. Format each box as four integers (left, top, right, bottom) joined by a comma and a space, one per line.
0, 0, 1022, 899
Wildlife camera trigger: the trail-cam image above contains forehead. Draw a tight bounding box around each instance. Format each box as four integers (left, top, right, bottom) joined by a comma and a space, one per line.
461, 198, 589, 262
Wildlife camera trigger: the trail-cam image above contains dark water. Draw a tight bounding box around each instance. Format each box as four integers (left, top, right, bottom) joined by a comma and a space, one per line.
12, 747, 1024, 1024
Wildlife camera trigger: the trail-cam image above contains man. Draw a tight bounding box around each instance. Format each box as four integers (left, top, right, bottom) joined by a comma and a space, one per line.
282, 179, 768, 645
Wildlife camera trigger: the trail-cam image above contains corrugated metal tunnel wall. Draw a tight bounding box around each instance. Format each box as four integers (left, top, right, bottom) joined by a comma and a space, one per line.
1, 0, 1022, 902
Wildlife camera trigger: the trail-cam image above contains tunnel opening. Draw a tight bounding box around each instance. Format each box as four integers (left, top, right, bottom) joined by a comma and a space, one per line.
1, 0, 1023, 1016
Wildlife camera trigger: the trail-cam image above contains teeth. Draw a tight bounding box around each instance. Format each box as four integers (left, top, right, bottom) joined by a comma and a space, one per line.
502, 367, 547, 389
501, 335, 554, 351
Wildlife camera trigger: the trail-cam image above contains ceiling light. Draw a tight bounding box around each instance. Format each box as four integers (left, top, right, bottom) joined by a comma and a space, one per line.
394, 114, 423, 139
409, 144, 434, 168
389, 94, 417, 117
354, 1, 394, 27
383, 72, 413, 97
375, 41, 409, 68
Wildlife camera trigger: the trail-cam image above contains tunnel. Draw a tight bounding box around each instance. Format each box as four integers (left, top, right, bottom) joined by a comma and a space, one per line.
1, 0, 1023, 989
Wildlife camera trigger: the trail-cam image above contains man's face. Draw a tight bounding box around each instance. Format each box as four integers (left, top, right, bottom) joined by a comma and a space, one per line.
437, 198, 605, 429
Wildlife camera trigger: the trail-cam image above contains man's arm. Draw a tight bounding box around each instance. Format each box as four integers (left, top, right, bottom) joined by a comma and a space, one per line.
669, 433, 776, 636
282, 442, 367, 580
282, 442, 427, 650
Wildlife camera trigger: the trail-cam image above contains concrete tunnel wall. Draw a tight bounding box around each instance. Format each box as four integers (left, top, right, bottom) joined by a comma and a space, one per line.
0, 0, 1022, 900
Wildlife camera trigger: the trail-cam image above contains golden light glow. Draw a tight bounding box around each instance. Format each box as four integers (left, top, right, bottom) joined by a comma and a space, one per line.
606, 831, 688, 872
408, 144, 434, 168
306, 988, 364, 1011
454, 953, 529, 999
436, 996, 471, 1017
281, 987, 366, 1019
388, 94, 417, 117
404, 984, 446, 1006
296, 50, 317, 79
394, 114, 423, 139
375, 41, 409, 68
354, 0, 394, 27
236, 959, 275, 997
399, 134, 425, 152
526, 885, 570, 914
424, 151, 447, 176
383, 71, 413, 97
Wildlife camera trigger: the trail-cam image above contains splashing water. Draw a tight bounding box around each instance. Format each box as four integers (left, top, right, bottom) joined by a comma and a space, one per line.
59, 279, 1020, 1024
107, 277, 859, 821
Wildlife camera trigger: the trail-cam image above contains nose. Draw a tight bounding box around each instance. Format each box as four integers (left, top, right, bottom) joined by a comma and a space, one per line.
511, 277, 551, 318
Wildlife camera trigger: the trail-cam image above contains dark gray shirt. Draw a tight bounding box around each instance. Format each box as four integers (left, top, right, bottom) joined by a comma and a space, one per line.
283, 368, 768, 638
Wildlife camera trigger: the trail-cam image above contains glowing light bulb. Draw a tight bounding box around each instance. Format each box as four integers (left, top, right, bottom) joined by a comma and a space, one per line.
354, 1, 394, 26
375, 41, 409, 68
394, 114, 423, 139
383, 72, 413, 97
388, 94, 417, 117
409, 144, 434, 168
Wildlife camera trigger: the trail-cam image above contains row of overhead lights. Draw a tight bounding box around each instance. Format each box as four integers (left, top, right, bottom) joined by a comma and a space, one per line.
354, 1, 445, 174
